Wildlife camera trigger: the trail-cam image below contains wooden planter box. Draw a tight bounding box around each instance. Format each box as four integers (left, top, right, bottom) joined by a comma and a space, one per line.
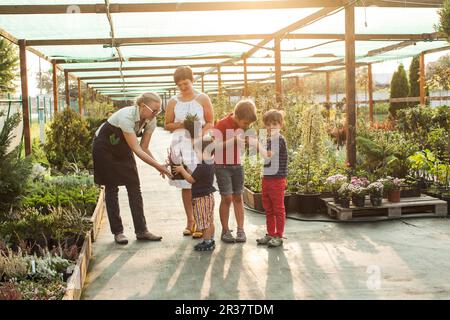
284, 193, 300, 213
243, 187, 264, 212
90, 186, 105, 242
63, 186, 104, 300
63, 231, 92, 300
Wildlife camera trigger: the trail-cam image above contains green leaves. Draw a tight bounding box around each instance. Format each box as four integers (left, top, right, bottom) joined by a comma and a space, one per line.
44, 108, 92, 172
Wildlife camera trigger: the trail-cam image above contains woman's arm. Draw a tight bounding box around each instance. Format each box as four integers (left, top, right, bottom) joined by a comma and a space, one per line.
164, 99, 184, 132
140, 130, 156, 160
123, 131, 172, 178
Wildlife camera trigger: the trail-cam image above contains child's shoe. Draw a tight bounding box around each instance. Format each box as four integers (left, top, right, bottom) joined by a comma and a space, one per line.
194, 240, 215, 251
256, 234, 272, 245
267, 237, 283, 247
235, 229, 247, 243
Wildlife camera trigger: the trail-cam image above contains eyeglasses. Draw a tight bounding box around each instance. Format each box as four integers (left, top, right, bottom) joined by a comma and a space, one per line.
143, 103, 162, 116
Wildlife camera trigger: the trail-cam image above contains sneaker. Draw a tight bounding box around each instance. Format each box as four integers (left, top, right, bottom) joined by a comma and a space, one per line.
256, 234, 272, 245
114, 233, 128, 245
221, 230, 236, 243
267, 237, 283, 247
235, 229, 247, 243
136, 231, 162, 241
194, 240, 215, 251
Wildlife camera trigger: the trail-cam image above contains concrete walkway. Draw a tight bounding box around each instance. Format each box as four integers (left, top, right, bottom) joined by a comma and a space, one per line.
82, 127, 450, 300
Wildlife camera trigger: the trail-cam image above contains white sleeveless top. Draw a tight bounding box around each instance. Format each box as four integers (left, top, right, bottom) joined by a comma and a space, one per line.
169, 93, 206, 189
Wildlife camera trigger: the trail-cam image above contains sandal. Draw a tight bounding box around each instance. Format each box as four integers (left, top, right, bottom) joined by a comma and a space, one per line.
183, 223, 196, 236
192, 231, 203, 239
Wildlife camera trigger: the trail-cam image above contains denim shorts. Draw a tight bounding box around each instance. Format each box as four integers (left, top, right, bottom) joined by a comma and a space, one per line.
215, 165, 244, 196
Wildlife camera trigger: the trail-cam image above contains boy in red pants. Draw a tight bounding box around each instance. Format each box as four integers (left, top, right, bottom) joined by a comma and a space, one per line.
254, 109, 288, 247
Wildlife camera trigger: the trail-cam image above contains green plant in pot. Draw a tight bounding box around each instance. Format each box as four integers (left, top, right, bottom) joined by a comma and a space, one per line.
296, 105, 325, 214
379, 176, 404, 203
337, 183, 352, 208
367, 182, 384, 207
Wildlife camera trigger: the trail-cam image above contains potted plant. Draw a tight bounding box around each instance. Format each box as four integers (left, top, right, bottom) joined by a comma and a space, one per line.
242, 156, 264, 212
379, 176, 404, 203
350, 185, 367, 208
325, 174, 348, 204
296, 105, 326, 214
367, 181, 384, 207
350, 176, 369, 207
337, 183, 352, 208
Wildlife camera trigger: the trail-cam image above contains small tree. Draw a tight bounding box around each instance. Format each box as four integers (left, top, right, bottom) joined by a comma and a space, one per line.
409, 55, 420, 99
389, 64, 410, 116
0, 38, 19, 93
0, 111, 32, 210
44, 108, 92, 172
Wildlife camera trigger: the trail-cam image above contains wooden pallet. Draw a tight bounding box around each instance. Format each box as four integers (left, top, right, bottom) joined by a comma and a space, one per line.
324, 195, 448, 221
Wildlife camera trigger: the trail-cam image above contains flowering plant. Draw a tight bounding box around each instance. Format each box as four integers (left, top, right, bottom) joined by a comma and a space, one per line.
378, 176, 405, 191
367, 182, 384, 197
349, 184, 367, 197
325, 174, 348, 191
350, 176, 370, 187
337, 182, 352, 199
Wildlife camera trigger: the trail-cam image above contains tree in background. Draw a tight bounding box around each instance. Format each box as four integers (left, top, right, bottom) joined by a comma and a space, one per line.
409, 55, 420, 99
426, 54, 450, 92
435, 0, 450, 41
0, 38, 19, 93
35, 68, 77, 98
389, 64, 410, 116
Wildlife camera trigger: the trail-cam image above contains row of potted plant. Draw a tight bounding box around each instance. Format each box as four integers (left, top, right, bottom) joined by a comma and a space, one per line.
326, 174, 405, 208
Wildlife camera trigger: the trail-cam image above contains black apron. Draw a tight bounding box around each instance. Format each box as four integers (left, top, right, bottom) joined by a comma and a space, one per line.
92, 121, 140, 186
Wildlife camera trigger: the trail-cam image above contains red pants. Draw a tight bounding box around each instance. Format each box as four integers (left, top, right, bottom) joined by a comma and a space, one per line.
262, 177, 286, 238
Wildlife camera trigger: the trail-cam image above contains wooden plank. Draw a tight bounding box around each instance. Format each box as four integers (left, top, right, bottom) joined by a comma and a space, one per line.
90, 187, 105, 242
52, 60, 58, 114
345, 4, 356, 168
64, 70, 70, 107
368, 64, 374, 124
78, 78, 82, 115
325, 72, 330, 103
324, 196, 447, 221
19, 39, 31, 156
63, 231, 92, 300
420, 52, 426, 105
274, 37, 283, 108
1, 1, 442, 15
24, 33, 446, 46
243, 57, 248, 97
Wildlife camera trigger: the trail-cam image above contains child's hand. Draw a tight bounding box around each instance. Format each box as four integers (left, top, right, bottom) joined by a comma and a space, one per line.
172, 164, 185, 174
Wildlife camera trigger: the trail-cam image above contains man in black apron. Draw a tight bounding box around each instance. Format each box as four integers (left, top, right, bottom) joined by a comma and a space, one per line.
93, 92, 172, 245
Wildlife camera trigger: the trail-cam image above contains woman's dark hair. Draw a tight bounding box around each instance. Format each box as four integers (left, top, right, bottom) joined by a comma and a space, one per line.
174, 66, 194, 84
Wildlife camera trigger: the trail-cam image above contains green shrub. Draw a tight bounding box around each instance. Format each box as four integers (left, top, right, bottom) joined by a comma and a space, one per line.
389, 64, 410, 116
0, 111, 33, 210
44, 108, 92, 172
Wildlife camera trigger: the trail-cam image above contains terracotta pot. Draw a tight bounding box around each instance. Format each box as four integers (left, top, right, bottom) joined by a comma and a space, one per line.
387, 190, 401, 203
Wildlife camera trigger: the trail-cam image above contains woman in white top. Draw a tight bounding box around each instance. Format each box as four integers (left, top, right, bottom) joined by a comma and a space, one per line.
165, 66, 214, 237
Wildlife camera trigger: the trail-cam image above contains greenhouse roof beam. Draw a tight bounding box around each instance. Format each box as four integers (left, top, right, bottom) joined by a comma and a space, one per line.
25, 32, 444, 46
0, 0, 443, 15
